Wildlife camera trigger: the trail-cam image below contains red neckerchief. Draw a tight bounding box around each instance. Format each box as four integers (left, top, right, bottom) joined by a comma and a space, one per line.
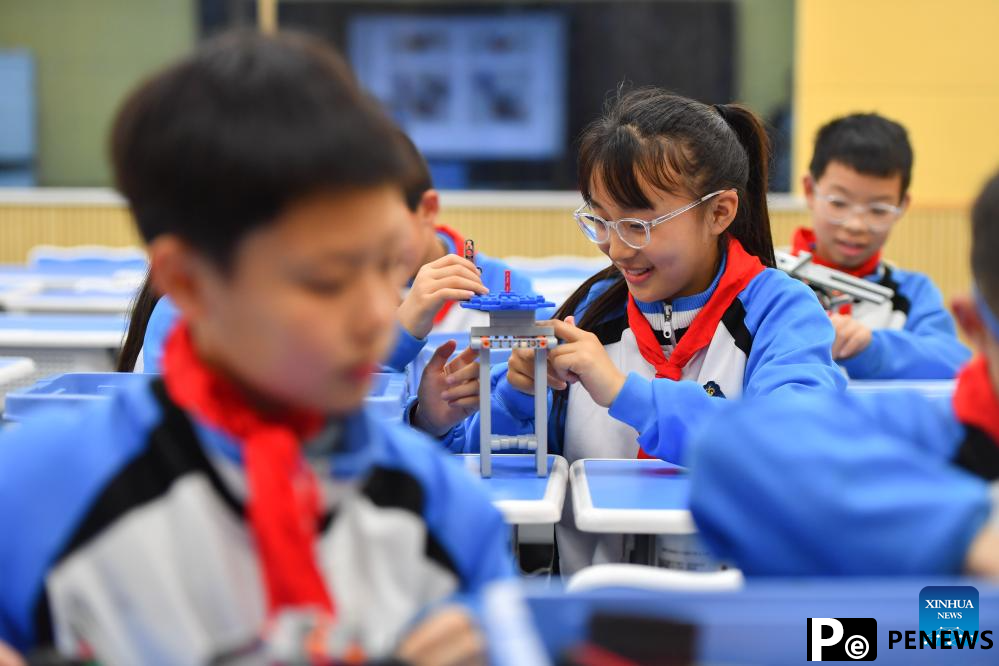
626, 237, 765, 458
953, 356, 999, 446
162, 323, 333, 616
791, 227, 882, 316
431, 224, 466, 326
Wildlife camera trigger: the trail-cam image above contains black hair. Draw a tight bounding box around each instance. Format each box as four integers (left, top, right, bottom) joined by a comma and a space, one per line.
972, 169, 999, 314
809, 113, 913, 199
556, 87, 774, 332
110, 30, 411, 268
116, 273, 160, 372
397, 131, 434, 213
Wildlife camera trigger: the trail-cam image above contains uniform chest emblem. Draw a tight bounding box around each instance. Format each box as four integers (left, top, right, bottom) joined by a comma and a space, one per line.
703, 381, 726, 398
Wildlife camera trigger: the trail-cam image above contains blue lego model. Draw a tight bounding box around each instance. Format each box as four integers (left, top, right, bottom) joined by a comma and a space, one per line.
460, 260, 557, 478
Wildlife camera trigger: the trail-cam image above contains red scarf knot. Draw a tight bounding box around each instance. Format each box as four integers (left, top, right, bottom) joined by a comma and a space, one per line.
162, 323, 334, 617
627, 237, 765, 457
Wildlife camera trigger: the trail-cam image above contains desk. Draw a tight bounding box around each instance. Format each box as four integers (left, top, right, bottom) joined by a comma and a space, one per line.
0, 314, 128, 388
848, 379, 955, 402
570, 458, 714, 568
0, 264, 144, 290
458, 454, 569, 525
570, 458, 694, 534
0, 285, 137, 314
0, 313, 128, 347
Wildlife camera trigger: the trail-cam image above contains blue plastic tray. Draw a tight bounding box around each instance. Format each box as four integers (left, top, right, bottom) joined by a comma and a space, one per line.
7, 371, 410, 424
364, 372, 409, 424
4, 372, 151, 421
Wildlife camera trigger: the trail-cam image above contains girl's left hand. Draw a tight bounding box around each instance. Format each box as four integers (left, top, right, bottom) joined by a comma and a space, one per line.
545, 316, 627, 408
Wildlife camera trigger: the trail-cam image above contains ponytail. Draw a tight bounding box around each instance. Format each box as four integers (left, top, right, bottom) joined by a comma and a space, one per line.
116, 273, 161, 372
713, 103, 775, 268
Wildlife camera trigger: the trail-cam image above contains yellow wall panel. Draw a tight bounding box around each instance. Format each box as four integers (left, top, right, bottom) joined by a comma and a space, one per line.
0, 205, 140, 262
794, 0, 999, 205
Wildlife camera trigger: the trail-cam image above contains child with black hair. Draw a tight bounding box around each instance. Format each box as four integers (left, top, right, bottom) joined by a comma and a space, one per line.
0, 31, 516, 665
137, 132, 533, 382
794, 112, 970, 378
384, 133, 537, 432
690, 168, 999, 575
388, 133, 534, 364
418, 88, 846, 574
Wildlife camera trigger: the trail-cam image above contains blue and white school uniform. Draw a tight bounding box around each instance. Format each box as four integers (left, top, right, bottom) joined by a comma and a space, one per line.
688, 356, 997, 575
790, 228, 970, 379
0, 375, 514, 661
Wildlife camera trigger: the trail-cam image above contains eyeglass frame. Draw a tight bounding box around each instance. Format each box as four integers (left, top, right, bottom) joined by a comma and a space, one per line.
813, 190, 906, 232
573, 189, 729, 249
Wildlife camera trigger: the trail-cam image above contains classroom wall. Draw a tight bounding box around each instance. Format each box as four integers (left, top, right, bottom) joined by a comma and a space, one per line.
793, 0, 999, 206
0, 0, 791, 188
0, 0, 195, 186
0, 197, 971, 313
736, 0, 793, 118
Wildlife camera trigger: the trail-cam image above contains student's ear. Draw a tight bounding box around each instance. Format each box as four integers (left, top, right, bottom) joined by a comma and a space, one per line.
802, 174, 816, 208
900, 191, 912, 212
148, 235, 214, 323
952, 295, 988, 354
707, 189, 738, 236
417, 189, 441, 227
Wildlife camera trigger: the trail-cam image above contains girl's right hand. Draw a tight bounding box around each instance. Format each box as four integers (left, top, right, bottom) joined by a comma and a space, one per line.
507, 348, 568, 395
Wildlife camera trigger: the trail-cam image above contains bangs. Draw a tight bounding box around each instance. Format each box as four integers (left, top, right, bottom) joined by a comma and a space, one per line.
580, 124, 699, 211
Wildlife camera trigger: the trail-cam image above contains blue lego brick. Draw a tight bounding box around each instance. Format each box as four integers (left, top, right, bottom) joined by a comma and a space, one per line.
459, 291, 555, 312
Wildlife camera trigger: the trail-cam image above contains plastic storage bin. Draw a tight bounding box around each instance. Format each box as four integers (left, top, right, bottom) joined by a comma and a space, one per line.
8, 370, 411, 426
4, 372, 152, 422
364, 372, 408, 424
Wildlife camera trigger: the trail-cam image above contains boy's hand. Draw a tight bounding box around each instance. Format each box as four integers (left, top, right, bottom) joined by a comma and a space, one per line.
413, 341, 481, 437
830, 313, 873, 360
395, 606, 486, 666
398, 255, 487, 340
547, 317, 626, 408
